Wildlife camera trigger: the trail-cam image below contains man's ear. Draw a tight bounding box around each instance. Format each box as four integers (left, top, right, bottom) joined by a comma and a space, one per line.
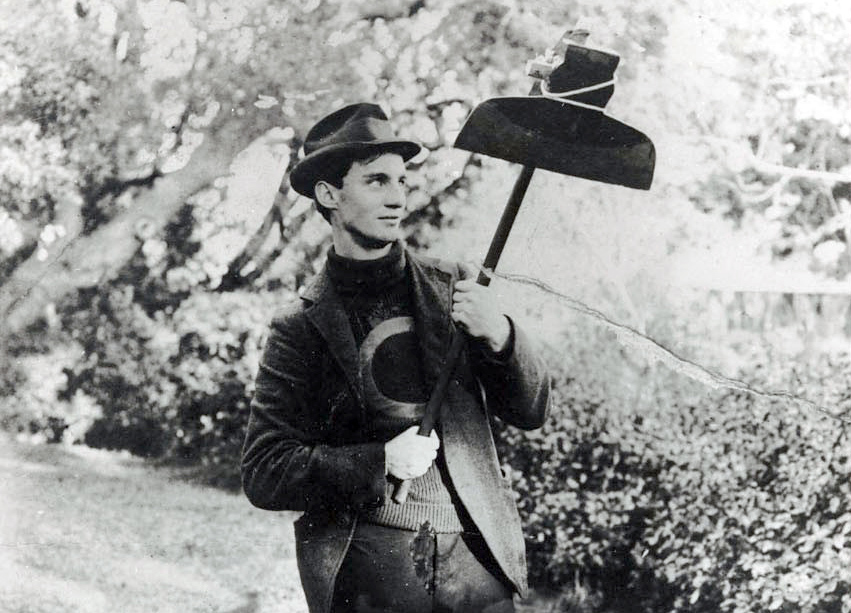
314, 181, 339, 211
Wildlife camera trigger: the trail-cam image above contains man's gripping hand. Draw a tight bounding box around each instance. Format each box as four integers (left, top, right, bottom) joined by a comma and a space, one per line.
452, 273, 511, 354
384, 426, 439, 480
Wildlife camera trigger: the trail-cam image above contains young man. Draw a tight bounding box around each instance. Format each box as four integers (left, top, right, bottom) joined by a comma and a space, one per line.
241, 103, 550, 613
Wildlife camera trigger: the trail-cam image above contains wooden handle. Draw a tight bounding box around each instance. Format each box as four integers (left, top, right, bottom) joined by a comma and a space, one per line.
392, 334, 465, 504
392, 478, 412, 504
391, 166, 536, 504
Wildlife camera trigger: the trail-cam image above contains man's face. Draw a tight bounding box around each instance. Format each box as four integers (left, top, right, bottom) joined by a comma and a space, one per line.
325, 152, 408, 252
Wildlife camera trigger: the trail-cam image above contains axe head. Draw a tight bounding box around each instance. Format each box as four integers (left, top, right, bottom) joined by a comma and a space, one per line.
454, 43, 655, 190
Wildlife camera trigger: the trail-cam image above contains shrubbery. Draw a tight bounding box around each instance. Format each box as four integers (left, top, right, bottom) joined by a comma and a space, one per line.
50, 284, 288, 487
498, 327, 851, 613
1, 275, 291, 491
0, 342, 102, 445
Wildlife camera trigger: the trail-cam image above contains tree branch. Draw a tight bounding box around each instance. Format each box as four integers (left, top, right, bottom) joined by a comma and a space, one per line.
752, 158, 851, 185
704, 136, 851, 185
216, 194, 284, 292
85, 170, 163, 210
0, 117, 269, 336
735, 176, 789, 205
766, 73, 848, 88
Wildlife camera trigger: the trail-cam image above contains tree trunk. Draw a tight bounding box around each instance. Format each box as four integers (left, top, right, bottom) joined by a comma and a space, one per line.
0, 119, 272, 336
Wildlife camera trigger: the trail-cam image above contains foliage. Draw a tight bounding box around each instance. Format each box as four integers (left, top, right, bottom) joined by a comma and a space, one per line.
498, 326, 851, 612
680, 2, 851, 280
0, 343, 102, 445
55, 283, 285, 486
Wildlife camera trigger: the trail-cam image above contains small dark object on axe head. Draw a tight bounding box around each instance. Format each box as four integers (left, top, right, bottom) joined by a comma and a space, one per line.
454, 43, 655, 190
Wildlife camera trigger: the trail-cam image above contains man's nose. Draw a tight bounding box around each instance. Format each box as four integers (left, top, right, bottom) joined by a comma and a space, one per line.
385, 183, 406, 207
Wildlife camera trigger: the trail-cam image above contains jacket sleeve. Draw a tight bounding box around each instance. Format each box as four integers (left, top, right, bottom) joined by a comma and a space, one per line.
469, 316, 551, 430
241, 307, 386, 513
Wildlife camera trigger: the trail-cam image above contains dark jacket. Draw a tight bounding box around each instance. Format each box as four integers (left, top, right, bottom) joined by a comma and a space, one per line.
241, 248, 550, 613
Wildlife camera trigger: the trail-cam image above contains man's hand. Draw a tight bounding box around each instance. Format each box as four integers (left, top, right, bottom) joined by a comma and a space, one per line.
452, 278, 511, 353
384, 426, 440, 480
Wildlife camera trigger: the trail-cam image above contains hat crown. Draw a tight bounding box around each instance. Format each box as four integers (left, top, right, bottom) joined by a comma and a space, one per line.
288, 102, 421, 198
303, 103, 393, 155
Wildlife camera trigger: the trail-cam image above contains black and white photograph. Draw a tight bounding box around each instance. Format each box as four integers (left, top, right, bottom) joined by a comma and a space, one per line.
1, 1, 849, 612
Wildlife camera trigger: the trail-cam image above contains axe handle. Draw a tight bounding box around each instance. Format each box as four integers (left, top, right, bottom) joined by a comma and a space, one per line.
392, 165, 536, 504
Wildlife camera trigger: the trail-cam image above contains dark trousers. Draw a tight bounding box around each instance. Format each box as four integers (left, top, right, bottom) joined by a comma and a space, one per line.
331, 522, 515, 613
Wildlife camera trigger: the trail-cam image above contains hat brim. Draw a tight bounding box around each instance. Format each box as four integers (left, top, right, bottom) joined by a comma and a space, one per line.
289, 140, 422, 197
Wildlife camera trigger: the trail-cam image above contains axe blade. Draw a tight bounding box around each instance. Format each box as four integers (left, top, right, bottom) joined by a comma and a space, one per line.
454, 97, 655, 190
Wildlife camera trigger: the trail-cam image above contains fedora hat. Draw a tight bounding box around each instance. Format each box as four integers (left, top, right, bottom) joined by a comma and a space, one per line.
289, 103, 422, 197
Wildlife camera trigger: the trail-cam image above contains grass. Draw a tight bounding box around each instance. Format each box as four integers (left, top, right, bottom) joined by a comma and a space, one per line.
0, 434, 307, 613
0, 434, 576, 613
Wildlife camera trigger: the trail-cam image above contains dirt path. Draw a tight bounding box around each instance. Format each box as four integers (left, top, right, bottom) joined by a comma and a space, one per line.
0, 436, 307, 613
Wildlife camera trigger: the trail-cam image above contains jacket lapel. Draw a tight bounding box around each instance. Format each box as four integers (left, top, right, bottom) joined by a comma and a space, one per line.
302, 265, 364, 406
406, 251, 456, 387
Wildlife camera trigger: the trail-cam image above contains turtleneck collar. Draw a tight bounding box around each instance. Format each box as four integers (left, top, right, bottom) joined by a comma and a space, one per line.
327, 241, 407, 295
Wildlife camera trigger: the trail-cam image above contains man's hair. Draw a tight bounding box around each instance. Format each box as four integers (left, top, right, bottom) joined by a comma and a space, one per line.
312, 148, 386, 222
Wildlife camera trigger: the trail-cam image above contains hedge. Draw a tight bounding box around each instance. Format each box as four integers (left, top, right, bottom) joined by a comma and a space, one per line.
497, 330, 851, 613
0, 284, 287, 488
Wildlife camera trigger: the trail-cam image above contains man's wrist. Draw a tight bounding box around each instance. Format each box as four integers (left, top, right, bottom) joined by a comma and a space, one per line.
480, 315, 515, 362
487, 315, 512, 353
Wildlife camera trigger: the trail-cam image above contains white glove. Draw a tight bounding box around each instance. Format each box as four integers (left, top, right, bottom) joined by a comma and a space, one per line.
384, 426, 440, 480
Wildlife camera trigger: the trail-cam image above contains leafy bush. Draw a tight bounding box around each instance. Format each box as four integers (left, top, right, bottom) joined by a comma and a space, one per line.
0, 343, 103, 445
499, 329, 851, 613
59, 284, 287, 487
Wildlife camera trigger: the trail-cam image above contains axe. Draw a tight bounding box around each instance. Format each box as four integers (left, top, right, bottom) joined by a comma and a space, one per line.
393, 27, 655, 503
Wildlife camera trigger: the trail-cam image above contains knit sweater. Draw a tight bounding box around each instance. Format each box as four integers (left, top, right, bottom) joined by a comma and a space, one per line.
326, 243, 465, 533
